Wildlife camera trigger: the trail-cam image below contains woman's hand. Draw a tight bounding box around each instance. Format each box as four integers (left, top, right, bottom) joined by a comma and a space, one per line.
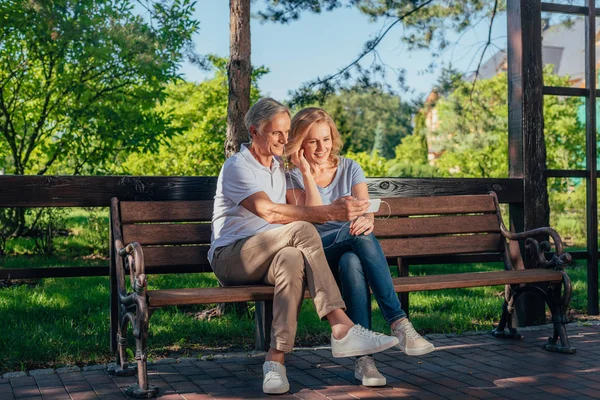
291, 148, 311, 175
350, 215, 374, 236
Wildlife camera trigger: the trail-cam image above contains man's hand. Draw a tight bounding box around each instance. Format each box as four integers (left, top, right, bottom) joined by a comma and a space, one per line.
328, 196, 369, 221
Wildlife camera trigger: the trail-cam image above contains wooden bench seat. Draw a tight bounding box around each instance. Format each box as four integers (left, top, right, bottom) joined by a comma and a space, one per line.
146, 269, 564, 308
109, 192, 575, 398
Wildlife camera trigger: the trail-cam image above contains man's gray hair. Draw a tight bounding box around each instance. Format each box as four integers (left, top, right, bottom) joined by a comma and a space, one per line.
244, 98, 290, 134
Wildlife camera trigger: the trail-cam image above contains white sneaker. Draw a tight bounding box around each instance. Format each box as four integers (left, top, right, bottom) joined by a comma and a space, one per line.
392, 319, 435, 356
331, 324, 399, 358
355, 356, 386, 386
262, 361, 289, 394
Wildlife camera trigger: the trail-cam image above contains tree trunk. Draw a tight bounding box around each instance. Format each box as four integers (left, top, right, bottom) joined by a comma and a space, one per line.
207, 0, 252, 318
225, 0, 251, 157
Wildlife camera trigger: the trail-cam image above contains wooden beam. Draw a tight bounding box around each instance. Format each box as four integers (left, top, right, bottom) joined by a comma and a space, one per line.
541, 3, 588, 15
0, 266, 108, 279
585, 0, 598, 315
507, 0, 547, 326
543, 86, 589, 97
545, 170, 587, 178
0, 176, 524, 207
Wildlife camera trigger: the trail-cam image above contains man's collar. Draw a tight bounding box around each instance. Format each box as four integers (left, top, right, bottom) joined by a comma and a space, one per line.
240, 143, 281, 170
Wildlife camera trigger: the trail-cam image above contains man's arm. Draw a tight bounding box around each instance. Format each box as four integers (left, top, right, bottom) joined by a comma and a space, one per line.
241, 191, 369, 225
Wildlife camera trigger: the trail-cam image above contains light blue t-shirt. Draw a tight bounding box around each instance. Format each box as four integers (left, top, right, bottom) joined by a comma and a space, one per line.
286, 157, 367, 236
209, 144, 285, 264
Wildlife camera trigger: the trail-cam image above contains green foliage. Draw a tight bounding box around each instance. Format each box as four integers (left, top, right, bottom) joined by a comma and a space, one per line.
345, 150, 389, 177
31, 209, 68, 255
121, 56, 267, 175
431, 66, 584, 178
0, 0, 198, 175
386, 132, 438, 177
316, 87, 413, 158
79, 209, 109, 256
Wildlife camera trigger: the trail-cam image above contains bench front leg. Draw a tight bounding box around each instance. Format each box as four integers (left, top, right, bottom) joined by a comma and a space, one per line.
109, 242, 158, 397
397, 258, 410, 318
543, 272, 576, 354
255, 300, 273, 351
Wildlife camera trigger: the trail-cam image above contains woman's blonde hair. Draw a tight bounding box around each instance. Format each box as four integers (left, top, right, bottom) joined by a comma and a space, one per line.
286, 107, 343, 167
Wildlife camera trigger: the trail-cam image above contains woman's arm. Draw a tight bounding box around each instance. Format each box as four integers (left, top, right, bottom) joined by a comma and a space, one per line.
350, 182, 375, 235
291, 149, 322, 206
242, 191, 368, 224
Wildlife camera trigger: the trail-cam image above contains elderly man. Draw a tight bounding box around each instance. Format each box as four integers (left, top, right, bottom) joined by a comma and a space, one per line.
209, 98, 398, 394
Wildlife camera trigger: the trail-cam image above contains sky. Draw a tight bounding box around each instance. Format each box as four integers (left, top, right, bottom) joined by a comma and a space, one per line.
179, 2, 508, 103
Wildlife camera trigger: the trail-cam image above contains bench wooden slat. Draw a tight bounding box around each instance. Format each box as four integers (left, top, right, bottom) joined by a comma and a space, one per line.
123, 223, 212, 245
392, 269, 563, 291
143, 245, 210, 268
373, 214, 500, 237
374, 194, 496, 217
120, 201, 214, 223
146, 269, 562, 307
379, 234, 504, 257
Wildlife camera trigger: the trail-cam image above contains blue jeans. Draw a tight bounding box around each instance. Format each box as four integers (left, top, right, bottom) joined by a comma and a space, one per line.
321, 224, 406, 330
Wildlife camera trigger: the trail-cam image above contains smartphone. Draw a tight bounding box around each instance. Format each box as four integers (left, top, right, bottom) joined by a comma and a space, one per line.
366, 198, 381, 213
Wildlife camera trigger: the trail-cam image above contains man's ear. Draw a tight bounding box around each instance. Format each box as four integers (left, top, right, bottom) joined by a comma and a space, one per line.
249, 126, 258, 138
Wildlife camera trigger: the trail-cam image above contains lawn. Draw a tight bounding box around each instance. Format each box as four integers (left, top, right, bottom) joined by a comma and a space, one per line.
0, 209, 593, 373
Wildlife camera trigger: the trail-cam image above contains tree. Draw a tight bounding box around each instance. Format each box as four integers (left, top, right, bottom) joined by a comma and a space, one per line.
0, 0, 198, 176
431, 66, 584, 178
319, 87, 413, 159
226, 0, 251, 157
387, 131, 436, 177
122, 57, 267, 176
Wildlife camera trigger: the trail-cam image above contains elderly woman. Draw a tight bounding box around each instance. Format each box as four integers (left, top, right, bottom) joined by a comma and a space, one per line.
285, 107, 435, 387
209, 98, 398, 395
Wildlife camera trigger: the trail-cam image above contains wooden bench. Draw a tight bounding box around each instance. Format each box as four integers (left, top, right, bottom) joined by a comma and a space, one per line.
108, 192, 574, 398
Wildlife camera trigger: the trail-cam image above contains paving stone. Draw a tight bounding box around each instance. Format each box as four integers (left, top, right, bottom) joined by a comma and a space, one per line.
2, 324, 599, 399
82, 365, 107, 372
2, 372, 26, 379
55, 366, 81, 374
155, 358, 178, 365
28, 369, 54, 377
12, 385, 41, 397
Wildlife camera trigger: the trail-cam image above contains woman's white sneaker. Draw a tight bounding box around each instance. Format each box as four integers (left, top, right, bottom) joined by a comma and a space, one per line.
331, 324, 399, 357
392, 319, 435, 356
355, 355, 386, 386
262, 361, 289, 394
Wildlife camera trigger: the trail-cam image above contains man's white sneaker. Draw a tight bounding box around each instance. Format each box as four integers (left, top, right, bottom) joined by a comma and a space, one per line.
331, 324, 399, 358
392, 319, 435, 356
262, 361, 289, 394
355, 356, 386, 386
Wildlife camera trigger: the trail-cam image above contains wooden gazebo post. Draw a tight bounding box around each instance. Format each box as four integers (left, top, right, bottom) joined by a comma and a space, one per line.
507, 0, 548, 325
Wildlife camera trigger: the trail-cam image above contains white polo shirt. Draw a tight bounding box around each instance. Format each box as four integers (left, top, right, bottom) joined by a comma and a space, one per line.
208, 144, 285, 264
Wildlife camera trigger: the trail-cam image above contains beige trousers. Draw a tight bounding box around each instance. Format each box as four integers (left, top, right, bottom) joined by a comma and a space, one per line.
211, 221, 346, 352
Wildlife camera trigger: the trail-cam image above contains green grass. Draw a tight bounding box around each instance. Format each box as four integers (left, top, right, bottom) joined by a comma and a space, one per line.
0, 209, 594, 373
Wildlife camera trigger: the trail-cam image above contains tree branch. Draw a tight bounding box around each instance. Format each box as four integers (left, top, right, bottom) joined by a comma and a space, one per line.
469, 0, 499, 102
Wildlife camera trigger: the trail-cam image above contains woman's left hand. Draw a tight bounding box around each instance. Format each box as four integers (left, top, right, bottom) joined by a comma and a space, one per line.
350, 215, 374, 236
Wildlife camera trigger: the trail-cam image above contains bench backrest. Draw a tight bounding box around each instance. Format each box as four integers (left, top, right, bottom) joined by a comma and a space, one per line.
111, 193, 506, 274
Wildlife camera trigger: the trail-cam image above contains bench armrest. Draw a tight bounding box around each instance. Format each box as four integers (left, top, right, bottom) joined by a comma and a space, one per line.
500, 225, 572, 270
119, 242, 148, 294
489, 191, 571, 270
114, 240, 148, 307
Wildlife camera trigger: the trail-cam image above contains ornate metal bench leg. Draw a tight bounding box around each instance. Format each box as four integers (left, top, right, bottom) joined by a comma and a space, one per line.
543, 281, 576, 354
492, 287, 522, 339
125, 304, 158, 398
107, 331, 136, 376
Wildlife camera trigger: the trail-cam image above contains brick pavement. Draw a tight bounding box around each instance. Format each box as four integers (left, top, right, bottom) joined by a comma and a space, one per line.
1, 324, 599, 399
